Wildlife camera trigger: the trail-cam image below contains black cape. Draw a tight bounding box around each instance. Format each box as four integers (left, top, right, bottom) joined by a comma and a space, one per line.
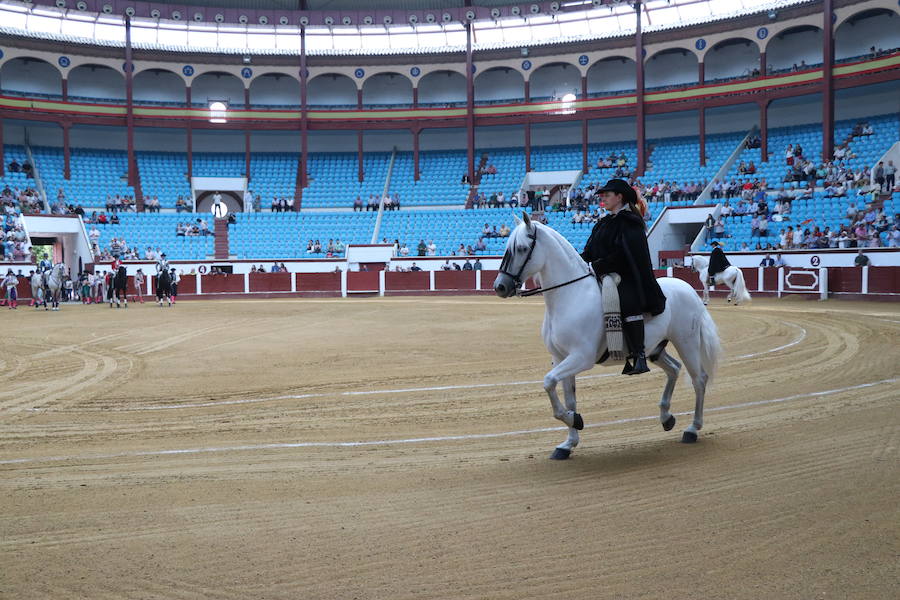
581, 208, 666, 317
708, 247, 731, 276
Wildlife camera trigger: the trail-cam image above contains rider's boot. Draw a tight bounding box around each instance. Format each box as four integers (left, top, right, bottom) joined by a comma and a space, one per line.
621, 317, 650, 376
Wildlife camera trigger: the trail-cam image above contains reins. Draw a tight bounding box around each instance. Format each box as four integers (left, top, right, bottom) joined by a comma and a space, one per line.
517, 272, 593, 297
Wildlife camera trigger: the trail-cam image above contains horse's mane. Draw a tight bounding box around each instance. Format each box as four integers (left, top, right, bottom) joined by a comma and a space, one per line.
533, 222, 585, 266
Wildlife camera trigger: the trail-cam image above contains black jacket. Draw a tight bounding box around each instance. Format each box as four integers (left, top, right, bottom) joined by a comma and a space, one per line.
581, 208, 666, 317
708, 247, 731, 275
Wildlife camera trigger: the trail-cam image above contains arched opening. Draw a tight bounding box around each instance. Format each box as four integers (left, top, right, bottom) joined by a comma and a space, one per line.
835, 9, 899, 62
766, 26, 823, 74
645, 47, 698, 90
417, 70, 467, 106
704, 38, 760, 81
529, 62, 580, 101
474, 67, 524, 103
586, 56, 636, 96
192, 71, 245, 109
361, 72, 413, 107
0, 57, 62, 97
134, 69, 184, 105
68, 64, 125, 102
307, 73, 357, 107
249, 72, 300, 108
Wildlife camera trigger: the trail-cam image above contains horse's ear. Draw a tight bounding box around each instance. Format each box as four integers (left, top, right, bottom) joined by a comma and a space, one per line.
522, 211, 532, 228
512, 213, 522, 226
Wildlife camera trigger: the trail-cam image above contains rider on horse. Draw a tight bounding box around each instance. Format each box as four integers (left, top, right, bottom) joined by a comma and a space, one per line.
156, 253, 170, 276
707, 241, 731, 287
580, 178, 667, 376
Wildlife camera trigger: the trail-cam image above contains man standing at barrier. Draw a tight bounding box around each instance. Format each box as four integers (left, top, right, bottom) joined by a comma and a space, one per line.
213, 191, 224, 218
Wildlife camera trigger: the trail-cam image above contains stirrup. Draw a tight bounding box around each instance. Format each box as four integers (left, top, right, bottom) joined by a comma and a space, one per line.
625, 353, 650, 376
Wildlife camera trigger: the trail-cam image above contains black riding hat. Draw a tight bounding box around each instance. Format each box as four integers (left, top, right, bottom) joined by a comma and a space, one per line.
597, 178, 637, 206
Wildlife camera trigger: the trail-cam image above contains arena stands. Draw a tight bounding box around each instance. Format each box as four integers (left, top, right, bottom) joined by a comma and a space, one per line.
32, 146, 135, 211
699, 114, 899, 252
230, 212, 377, 259
90, 213, 214, 261
389, 150, 470, 206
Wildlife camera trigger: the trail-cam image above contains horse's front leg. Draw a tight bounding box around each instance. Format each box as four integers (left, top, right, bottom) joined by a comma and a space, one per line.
544, 353, 595, 460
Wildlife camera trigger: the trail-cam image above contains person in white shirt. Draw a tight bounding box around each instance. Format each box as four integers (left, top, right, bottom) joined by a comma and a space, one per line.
213, 191, 223, 218
427, 240, 437, 256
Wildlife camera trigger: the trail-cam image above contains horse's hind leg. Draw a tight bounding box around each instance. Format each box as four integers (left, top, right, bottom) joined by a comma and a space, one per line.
650, 348, 681, 432
676, 346, 708, 444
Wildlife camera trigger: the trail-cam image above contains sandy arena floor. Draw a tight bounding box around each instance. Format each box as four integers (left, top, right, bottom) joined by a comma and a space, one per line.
1, 295, 898, 599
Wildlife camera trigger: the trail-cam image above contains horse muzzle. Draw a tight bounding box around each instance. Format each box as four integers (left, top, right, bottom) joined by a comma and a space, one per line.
493, 273, 518, 298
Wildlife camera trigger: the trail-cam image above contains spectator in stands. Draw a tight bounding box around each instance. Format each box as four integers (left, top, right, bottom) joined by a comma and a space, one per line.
8, 159, 20, 173
474, 237, 486, 252
427, 240, 436, 255
760, 254, 775, 267
353, 196, 363, 212
854, 250, 870, 266
410, 263, 422, 271
758, 215, 769, 237
399, 242, 409, 257
498, 223, 510, 238
22, 161, 33, 178
861, 122, 873, 136
462, 259, 473, 270
885, 161, 896, 191
334, 240, 344, 254
441, 260, 452, 271
417, 240, 427, 256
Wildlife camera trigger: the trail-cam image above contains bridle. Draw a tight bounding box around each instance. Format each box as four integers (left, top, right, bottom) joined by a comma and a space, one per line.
498, 226, 538, 288
499, 225, 593, 297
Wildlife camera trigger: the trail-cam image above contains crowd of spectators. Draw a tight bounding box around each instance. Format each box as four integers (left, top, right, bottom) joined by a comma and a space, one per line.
270, 197, 295, 212
105, 194, 137, 213
353, 193, 402, 212
250, 263, 288, 273
7, 159, 34, 178
175, 219, 213, 236
305, 238, 345, 256
2, 203, 29, 262
2, 185, 42, 214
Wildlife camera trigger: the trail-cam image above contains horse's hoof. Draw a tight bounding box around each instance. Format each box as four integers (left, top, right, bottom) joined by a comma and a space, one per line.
549, 448, 571, 460
572, 412, 584, 430
662, 415, 677, 431
681, 431, 698, 444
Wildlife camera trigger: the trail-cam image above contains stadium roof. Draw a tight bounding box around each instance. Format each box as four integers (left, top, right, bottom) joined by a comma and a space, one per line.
1, 0, 816, 56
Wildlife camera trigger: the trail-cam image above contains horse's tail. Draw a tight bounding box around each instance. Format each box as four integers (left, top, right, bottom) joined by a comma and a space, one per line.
698, 306, 721, 381
732, 267, 752, 305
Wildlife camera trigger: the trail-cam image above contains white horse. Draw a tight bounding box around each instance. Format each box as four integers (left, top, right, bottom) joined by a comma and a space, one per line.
689, 254, 751, 306
30, 272, 45, 308
44, 263, 65, 311
493, 213, 721, 459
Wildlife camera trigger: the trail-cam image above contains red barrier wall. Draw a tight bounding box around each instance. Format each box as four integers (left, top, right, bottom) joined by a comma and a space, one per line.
480, 270, 499, 290
739, 267, 758, 292
762, 267, 778, 291
434, 270, 476, 290
249, 272, 291, 293
15, 279, 32, 300
177, 275, 196, 295
827, 267, 862, 293
297, 272, 341, 292
672, 267, 698, 289
385, 271, 430, 291
347, 271, 380, 292
201, 274, 245, 294
866, 267, 898, 294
